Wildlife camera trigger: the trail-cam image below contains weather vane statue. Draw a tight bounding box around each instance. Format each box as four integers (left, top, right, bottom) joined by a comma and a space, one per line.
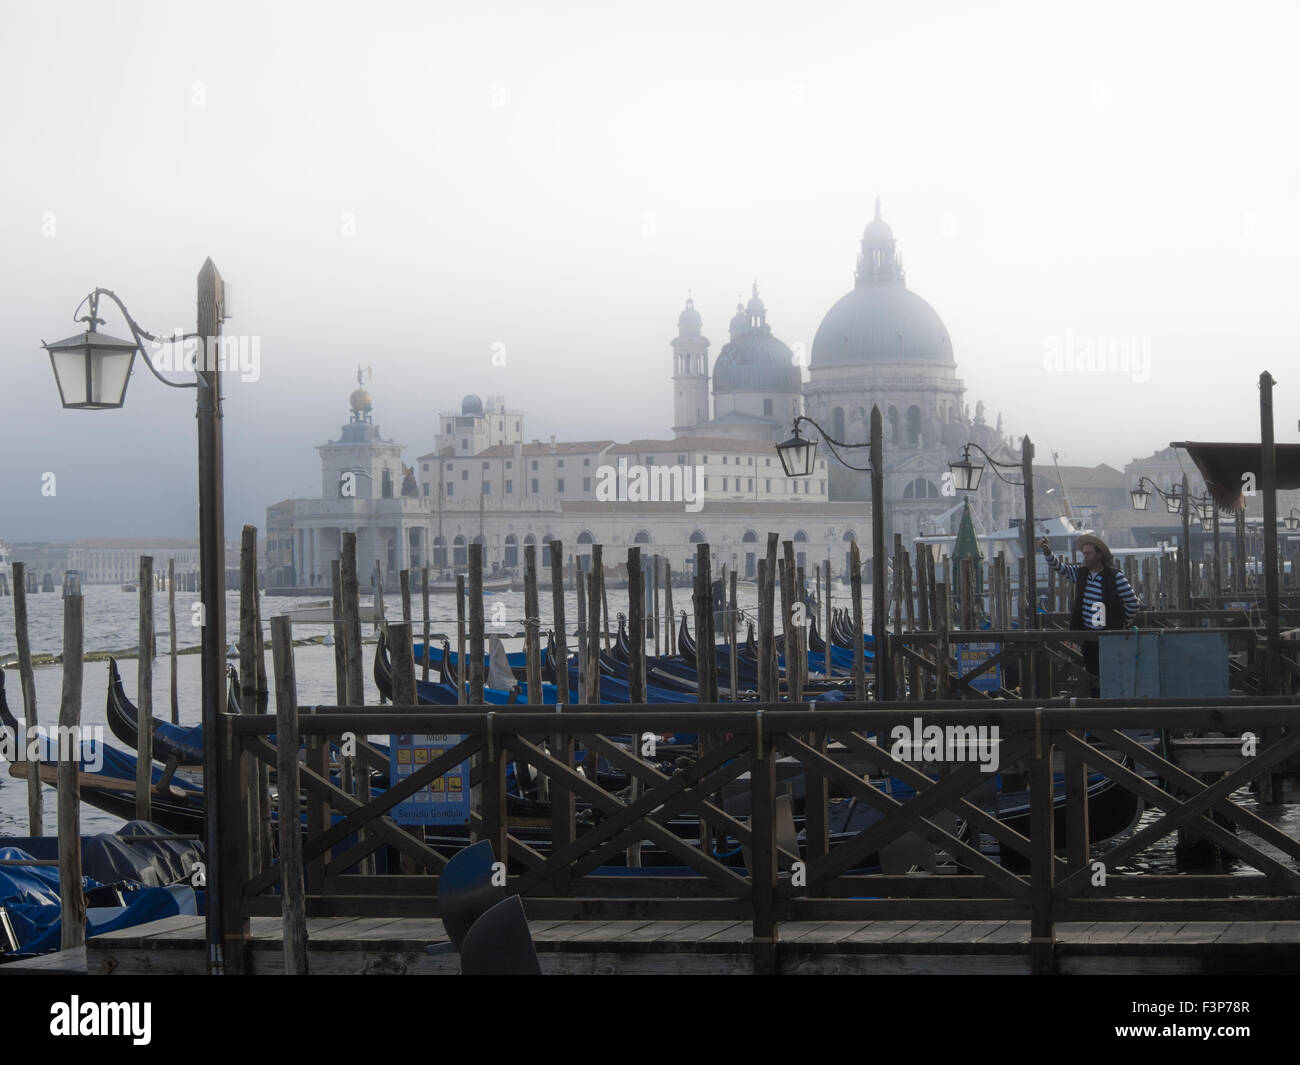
357, 364, 373, 387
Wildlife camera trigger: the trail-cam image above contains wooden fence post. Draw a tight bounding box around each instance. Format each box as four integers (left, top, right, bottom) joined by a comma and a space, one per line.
271, 616, 308, 974
664, 562, 675, 655
751, 710, 777, 974
585, 547, 603, 704
1029, 718, 1056, 975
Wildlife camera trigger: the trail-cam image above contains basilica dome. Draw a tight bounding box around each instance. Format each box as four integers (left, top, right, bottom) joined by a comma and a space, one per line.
810, 201, 954, 369
712, 283, 802, 394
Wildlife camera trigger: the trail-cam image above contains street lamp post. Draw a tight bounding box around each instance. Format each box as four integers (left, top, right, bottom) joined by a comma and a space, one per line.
41, 259, 232, 974
947, 436, 1037, 693
776, 408, 888, 699
1129, 475, 1216, 609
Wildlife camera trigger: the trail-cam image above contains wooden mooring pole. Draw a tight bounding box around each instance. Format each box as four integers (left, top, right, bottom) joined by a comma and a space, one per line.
626, 547, 644, 866
549, 540, 573, 892
11, 562, 43, 834
850, 540, 866, 701
421, 566, 431, 683
168, 557, 179, 724
58, 576, 86, 951
136, 556, 154, 822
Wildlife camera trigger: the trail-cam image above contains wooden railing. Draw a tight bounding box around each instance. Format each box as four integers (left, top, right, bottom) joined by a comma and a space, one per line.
215, 699, 1300, 974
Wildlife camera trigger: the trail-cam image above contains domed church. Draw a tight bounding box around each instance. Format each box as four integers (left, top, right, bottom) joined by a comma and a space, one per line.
672, 283, 803, 441
672, 199, 1021, 544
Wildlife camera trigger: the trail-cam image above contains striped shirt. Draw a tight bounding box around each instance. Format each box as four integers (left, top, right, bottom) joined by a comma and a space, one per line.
1044, 554, 1141, 629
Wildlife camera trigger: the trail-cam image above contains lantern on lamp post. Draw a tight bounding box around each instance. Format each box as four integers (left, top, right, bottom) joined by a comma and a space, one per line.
40, 264, 232, 974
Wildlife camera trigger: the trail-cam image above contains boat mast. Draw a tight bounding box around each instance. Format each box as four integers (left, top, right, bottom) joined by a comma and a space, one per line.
1052, 450, 1077, 525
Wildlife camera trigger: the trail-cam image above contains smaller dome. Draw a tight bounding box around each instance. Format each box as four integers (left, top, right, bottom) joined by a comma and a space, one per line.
461, 394, 483, 416
863, 217, 894, 242
349, 388, 372, 412
728, 301, 747, 336
677, 297, 701, 327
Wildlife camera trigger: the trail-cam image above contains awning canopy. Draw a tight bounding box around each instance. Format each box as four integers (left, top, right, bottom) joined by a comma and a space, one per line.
1172, 441, 1300, 510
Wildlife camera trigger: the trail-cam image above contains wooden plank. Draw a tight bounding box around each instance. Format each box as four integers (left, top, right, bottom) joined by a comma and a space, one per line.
609, 921, 703, 943
1215, 921, 1277, 943
1064, 922, 1135, 944
695, 920, 753, 942
896, 920, 962, 943
775, 921, 832, 942
932, 920, 1005, 944
306, 917, 389, 942
1166, 923, 1231, 943
838, 921, 921, 943
978, 921, 1030, 945
91, 913, 208, 941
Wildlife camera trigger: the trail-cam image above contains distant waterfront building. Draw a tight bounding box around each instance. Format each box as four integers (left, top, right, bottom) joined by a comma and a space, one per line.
62, 539, 223, 584
270, 382, 857, 587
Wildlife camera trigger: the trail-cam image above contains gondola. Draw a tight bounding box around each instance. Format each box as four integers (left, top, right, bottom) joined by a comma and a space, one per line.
105, 658, 205, 766
1, 667, 206, 835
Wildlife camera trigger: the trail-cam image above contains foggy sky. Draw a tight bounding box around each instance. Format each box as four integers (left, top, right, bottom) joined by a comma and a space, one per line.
3, 0, 1298, 542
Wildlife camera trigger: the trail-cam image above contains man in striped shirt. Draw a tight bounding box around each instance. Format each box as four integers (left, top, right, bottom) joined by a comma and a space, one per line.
1039, 533, 1141, 695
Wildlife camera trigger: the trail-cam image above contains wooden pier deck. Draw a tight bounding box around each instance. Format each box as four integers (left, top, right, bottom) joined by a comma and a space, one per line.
44, 916, 1300, 975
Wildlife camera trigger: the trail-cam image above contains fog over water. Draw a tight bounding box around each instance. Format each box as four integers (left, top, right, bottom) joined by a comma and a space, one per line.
2, 1, 1298, 543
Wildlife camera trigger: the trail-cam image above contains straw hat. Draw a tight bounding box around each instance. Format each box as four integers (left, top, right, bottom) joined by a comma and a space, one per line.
1075, 533, 1112, 566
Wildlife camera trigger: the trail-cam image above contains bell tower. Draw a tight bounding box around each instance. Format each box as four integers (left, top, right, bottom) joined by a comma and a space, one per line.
671, 296, 710, 436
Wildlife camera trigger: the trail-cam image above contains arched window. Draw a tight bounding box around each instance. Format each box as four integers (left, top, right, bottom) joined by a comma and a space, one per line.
433, 536, 447, 567
903, 477, 940, 499
906, 406, 921, 447
689, 531, 706, 543
576, 530, 594, 573
888, 406, 900, 446
504, 534, 518, 568
453, 535, 467, 567
794, 529, 808, 571
742, 530, 758, 578
831, 407, 846, 442
634, 530, 652, 544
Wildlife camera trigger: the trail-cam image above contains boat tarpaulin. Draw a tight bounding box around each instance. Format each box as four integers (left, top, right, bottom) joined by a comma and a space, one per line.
1175, 442, 1300, 510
